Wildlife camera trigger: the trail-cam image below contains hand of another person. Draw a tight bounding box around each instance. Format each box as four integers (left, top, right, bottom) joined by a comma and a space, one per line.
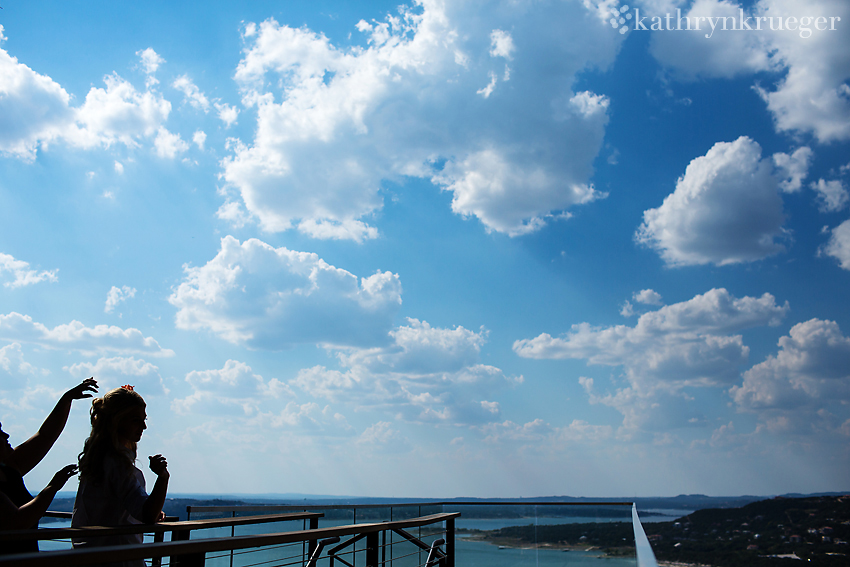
149, 454, 169, 477
48, 464, 78, 490
63, 377, 98, 402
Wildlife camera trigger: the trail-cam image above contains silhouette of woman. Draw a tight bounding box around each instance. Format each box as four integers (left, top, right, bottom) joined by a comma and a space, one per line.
72, 385, 169, 566
0, 377, 98, 554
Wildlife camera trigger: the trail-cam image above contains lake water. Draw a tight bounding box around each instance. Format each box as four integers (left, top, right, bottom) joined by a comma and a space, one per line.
457, 539, 635, 567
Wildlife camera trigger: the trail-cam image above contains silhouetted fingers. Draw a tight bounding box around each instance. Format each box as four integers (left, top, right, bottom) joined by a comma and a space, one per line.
51, 464, 79, 488
148, 454, 169, 474
68, 377, 99, 399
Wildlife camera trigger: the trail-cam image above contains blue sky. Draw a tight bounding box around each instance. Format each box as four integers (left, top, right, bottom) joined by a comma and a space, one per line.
1, 0, 849, 498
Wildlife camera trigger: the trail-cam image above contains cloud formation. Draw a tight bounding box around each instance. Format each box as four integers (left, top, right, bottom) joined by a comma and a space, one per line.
0, 253, 58, 288
634, 289, 663, 305
0, 312, 173, 357
0, 37, 175, 159
220, 0, 621, 239
821, 219, 850, 269
731, 319, 850, 433
295, 318, 520, 425
0, 343, 42, 389
515, 288, 788, 430
104, 285, 137, 314
168, 236, 402, 349
637, 137, 799, 266
0, 26, 74, 160
173, 75, 239, 127
810, 179, 848, 213
172, 359, 287, 415
480, 418, 613, 445
648, 0, 850, 142
66, 356, 167, 395
357, 421, 412, 453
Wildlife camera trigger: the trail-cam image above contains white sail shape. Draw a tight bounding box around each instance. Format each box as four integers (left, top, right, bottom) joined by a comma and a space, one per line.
632, 503, 659, 567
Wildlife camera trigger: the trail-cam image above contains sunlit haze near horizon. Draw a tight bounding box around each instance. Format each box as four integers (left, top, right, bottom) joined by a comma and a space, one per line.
1, 0, 850, 498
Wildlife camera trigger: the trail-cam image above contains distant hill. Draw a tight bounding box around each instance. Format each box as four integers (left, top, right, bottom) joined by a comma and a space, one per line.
648, 495, 850, 566
479, 495, 850, 567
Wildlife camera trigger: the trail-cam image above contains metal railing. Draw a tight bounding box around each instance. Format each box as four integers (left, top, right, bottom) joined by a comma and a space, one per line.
0, 511, 457, 567
185, 500, 639, 566
1, 499, 659, 566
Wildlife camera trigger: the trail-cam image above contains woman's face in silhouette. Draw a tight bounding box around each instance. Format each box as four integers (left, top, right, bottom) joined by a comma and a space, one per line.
0, 424, 13, 462
116, 407, 147, 447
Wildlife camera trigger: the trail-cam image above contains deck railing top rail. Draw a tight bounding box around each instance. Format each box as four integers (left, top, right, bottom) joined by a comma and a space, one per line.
0, 511, 323, 542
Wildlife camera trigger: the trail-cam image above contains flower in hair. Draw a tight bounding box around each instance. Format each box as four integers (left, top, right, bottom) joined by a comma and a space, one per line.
121, 384, 135, 392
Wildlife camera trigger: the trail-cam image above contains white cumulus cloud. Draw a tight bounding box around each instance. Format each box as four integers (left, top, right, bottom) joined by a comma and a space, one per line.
489, 29, 515, 60
636, 137, 791, 266
153, 126, 189, 158
0, 312, 173, 357
168, 236, 402, 349
649, 0, 850, 142
0, 27, 74, 160
821, 219, 850, 269
137, 47, 164, 86
220, 0, 622, 239
70, 71, 171, 150
773, 146, 812, 192
65, 356, 167, 395
172, 359, 287, 415
104, 285, 137, 314
515, 288, 788, 431
172, 75, 210, 112
810, 179, 849, 213
633, 289, 663, 305
0, 37, 174, 159
731, 319, 850, 434
0, 253, 58, 288
294, 318, 520, 425
215, 103, 239, 127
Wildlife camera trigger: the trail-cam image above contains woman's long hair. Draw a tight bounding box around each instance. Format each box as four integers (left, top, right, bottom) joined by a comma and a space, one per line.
78, 386, 145, 483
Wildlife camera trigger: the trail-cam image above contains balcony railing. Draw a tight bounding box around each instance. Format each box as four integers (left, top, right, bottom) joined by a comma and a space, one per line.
0, 511, 456, 567
0, 500, 660, 566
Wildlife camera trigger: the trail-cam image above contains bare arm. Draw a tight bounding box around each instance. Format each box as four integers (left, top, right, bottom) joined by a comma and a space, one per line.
0, 465, 77, 530
12, 378, 97, 475
141, 455, 169, 524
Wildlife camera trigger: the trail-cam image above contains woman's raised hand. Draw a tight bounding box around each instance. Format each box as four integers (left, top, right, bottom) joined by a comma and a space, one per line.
48, 464, 78, 490
149, 454, 169, 477
63, 377, 98, 402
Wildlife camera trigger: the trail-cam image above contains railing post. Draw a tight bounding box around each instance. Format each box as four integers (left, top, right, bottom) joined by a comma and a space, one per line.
231, 511, 236, 567
366, 532, 379, 567
308, 516, 319, 565
171, 528, 205, 567
152, 531, 165, 567
445, 518, 454, 567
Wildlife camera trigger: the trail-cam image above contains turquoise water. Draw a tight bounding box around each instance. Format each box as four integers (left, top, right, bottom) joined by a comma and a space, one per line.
457, 539, 635, 567
457, 517, 629, 531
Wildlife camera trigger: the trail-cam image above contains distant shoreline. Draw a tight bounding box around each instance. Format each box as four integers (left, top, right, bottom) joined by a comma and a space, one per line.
464, 532, 635, 556
464, 535, 714, 566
